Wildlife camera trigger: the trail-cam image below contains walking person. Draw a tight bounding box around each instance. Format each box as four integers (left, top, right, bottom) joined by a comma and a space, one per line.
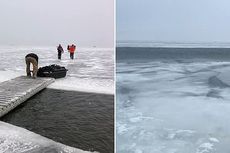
25, 53, 39, 78
67, 44, 76, 59
57, 44, 64, 60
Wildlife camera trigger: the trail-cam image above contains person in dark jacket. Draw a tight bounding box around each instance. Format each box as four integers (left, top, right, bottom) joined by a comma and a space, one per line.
57, 44, 64, 59
25, 53, 38, 78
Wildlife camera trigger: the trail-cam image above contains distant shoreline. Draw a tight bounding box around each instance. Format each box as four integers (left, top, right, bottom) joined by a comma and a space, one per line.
116, 41, 230, 48
117, 46, 230, 49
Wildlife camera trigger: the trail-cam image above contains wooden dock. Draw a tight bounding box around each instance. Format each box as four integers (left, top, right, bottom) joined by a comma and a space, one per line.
0, 76, 54, 117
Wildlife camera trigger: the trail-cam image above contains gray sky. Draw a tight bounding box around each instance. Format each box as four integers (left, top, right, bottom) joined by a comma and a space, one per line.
117, 0, 230, 43
0, 0, 114, 47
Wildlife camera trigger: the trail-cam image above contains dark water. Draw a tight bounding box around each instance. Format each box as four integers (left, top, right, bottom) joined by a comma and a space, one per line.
117, 47, 230, 62
1, 89, 114, 153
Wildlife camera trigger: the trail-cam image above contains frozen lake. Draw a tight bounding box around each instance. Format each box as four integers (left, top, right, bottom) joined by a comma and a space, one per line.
0, 46, 114, 94
117, 47, 230, 153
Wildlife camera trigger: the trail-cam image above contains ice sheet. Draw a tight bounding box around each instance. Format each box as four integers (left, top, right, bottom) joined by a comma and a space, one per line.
0, 71, 22, 83
0, 121, 96, 153
0, 46, 114, 94
117, 60, 230, 153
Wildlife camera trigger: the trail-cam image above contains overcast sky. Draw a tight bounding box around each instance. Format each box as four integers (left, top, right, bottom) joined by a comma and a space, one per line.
117, 0, 230, 43
0, 0, 114, 47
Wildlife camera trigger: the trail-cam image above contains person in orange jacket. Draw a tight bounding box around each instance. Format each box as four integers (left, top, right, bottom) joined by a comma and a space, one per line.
67, 44, 76, 59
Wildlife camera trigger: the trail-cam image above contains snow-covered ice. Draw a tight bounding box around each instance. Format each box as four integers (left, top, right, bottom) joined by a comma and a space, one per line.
0, 46, 114, 94
117, 59, 230, 153
0, 121, 96, 153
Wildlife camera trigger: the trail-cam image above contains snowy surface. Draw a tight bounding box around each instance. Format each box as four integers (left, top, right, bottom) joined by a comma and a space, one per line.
117, 60, 230, 153
0, 121, 96, 153
0, 46, 114, 94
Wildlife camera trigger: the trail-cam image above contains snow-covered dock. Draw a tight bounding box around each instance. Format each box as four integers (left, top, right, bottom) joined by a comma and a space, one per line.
0, 76, 54, 117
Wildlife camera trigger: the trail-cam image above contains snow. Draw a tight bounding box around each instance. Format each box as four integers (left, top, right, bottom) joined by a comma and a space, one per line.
209, 138, 219, 143
0, 46, 114, 94
48, 76, 113, 94
0, 71, 21, 83
0, 121, 96, 153
117, 60, 230, 153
